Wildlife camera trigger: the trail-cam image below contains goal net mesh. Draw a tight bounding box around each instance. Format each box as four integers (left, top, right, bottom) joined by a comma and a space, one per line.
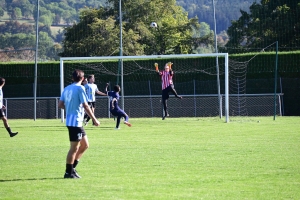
61, 54, 281, 119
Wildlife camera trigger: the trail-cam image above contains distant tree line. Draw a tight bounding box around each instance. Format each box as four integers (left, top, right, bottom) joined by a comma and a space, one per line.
0, 0, 299, 60
60, 0, 208, 56
177, 0, 256, 33
224, 0, 300, 53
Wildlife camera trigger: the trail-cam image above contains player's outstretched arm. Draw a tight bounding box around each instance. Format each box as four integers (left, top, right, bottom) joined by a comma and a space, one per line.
96, 90, 107, 96
105, 83, 109, 94
154, 63, 161, 75
154, 63, 159, 72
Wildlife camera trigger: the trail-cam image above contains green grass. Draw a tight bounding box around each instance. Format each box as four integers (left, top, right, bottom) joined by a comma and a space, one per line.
0, 117, 300, 199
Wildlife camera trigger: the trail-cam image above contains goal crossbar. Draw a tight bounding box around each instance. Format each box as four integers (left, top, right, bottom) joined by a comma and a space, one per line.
60, 53, 229, 122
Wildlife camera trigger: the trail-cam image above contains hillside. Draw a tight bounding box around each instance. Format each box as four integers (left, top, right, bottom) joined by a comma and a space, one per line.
0, 0, 258, 60
0, 0, 256, 32
177, 0, 256, 33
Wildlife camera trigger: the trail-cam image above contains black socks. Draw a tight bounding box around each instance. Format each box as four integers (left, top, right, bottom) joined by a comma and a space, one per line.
6, 127, 12, 134
66, 164, 73, 174
73, 160, 79, 168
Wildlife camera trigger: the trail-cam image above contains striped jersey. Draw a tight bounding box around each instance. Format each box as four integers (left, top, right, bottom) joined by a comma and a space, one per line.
84, 83, 99, 102
0, 88, 3, 108
159, 71, 173, 90
60, 83, 88, 127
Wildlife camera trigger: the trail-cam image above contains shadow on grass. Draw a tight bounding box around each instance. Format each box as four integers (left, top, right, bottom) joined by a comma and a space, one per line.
0, 177, 64, 182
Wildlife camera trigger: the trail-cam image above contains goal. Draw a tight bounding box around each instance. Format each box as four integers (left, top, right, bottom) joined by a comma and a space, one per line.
60, 53, 230, 122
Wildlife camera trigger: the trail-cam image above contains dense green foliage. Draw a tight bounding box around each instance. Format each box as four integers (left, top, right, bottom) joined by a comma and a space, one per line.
0, 0, 107, 60
60, 0, 202, 56
0, 0, 259, 60
225, 0, 300, 53
1, 0, 256, 32
0, 0, 299, 59
177, 0, 256, 33
2, 0, 107, 22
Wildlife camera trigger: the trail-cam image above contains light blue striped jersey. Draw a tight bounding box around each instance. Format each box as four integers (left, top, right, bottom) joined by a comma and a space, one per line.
60, 83, 88, 127
84, 83, 99, 102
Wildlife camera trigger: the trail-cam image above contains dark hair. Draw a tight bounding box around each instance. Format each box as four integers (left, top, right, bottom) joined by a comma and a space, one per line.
114, 85, 120, 92
88, 74, 94, 80
81, 78, 87, 85
72, 69, 84, 82
0, 77, 5, 86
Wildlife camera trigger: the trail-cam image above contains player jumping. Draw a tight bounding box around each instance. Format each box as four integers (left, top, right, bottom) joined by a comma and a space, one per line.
155, 62, 182, 120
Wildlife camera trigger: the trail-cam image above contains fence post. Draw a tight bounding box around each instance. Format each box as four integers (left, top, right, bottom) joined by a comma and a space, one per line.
278, 94, 282, 116
237, 78, 241, 116
148, 80, 153, 117
280, 77, 284, 116
4, 99, 7, 118
193, 80, 196, 117
56, 98, 58, 119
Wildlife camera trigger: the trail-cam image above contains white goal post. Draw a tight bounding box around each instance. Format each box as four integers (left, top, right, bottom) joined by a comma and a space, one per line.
60, 53, 229, 122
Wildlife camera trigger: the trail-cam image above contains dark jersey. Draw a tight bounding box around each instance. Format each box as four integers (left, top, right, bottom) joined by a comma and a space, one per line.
107, 91, 120, 111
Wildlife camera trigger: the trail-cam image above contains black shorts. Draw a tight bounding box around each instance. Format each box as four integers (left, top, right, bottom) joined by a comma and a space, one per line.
162, 85, 174, 100
88, 102, 96, 108
67, 126, 86, 142
0, 108, 5, 118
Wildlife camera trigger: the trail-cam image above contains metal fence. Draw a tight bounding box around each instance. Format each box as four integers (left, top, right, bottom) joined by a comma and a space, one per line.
3, 93, 283, 119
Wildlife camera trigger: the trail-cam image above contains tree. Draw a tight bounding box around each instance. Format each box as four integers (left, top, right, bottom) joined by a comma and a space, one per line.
10, 0, 34, 19
60, 0, 202, 57
189, 21, 215, 53
11, 7, 22, 19
38, 31, 54, 60
225, 0, 300, 53
0, 7, 4, 17
60, 8, 128, 57
39, 14, 53, 27
0, 20, 34, 34
0, 33, 35, 49
177, 0, 256, 34
199, 22, 211, 37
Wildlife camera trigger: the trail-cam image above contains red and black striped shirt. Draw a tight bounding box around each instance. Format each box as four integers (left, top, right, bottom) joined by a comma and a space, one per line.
159, 71, 173, 90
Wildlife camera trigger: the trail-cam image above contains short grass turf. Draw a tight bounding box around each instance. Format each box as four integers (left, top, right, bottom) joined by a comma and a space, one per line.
0, 117, 299, 200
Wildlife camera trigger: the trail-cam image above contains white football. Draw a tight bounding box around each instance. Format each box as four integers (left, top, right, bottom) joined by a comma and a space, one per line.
150, 22, 157, 28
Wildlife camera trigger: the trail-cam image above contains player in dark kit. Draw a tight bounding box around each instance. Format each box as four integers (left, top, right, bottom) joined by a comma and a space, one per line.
155, 62, 182, 120
106, 84, 131, 129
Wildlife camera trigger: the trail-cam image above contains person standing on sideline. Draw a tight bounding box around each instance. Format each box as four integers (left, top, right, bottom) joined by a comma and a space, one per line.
84, 74, 107, 125
0, 77, 18, 137
58, 70, 100, 179
155, 62, 182, 120
106, 84, 131, 129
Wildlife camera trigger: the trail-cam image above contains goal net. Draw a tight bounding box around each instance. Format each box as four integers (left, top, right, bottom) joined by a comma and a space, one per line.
60, 53, 230, 122
59, 53, 282, 122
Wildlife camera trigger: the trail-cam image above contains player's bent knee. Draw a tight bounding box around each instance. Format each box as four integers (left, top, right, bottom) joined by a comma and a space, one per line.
83, 144, 89, 150
1, 116, 7, 122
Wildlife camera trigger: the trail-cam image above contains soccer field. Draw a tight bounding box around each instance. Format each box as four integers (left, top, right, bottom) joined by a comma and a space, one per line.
0, 117, 299, 199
